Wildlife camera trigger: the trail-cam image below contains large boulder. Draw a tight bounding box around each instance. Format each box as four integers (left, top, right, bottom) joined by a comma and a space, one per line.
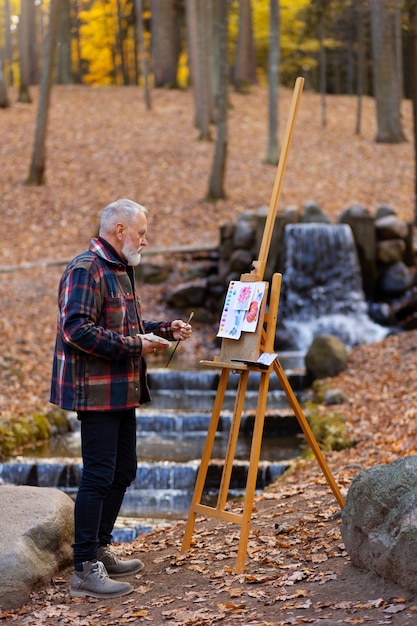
304, 335, 348, 380
341, 455, 417, 592
0, 485, 74, 609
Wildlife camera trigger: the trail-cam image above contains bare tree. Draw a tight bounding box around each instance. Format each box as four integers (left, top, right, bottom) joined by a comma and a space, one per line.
151, 0, 182, 87
18, 0, 34, 103
267, 0, 280, 165
116, 0, 130, 84
0, 48, 10, 108
56, 0, 73, 84
354, 0, 366, 135
3, 0, 13, 86
369, 0, 405, 142
318, 15, 327, 127
186, 0, 212, 139
232, 0, 257, 92
72, 0, 83, 83
27, 0, 62, 186
135, 0, 152, 109
208, 0, 229, 199
0, 4, 9, 105
405, 0, 417, 222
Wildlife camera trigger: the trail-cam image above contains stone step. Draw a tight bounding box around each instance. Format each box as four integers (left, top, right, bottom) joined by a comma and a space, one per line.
146, 366, 306, 411
148, 364, 307, 392
133, 409, 302, 437
0, 458, 289, 490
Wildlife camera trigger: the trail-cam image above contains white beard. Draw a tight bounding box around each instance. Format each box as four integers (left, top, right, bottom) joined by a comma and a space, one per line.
122, 237, 142, 266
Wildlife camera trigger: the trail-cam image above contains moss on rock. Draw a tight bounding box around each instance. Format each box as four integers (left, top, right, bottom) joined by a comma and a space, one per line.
0, 408, 69, 460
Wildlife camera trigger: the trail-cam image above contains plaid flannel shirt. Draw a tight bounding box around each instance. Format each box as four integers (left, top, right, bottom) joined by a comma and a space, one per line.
50, 238, 174, 411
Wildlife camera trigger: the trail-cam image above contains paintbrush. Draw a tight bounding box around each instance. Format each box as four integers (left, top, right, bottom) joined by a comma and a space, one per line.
165, 311, 194, 368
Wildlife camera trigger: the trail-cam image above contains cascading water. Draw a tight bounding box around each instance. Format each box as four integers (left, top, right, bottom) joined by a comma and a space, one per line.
279, 223, 388, 351
0, 370, 304, 541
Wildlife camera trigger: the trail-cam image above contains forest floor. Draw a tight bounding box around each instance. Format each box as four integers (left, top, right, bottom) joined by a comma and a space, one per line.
1, 84, 417, 624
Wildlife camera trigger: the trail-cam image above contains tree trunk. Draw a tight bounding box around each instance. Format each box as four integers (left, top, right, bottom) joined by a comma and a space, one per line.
116, 0, 130, 85
208, 0, 229, 199
355, 0, 365, 135
208, 0, 220, 110
27, 0, 61, 186
56, 0, 73, 84
370, 0, 405, 142
135, 0, 152, 109
318, 18, 327, 128
4, 0, 13, 86
406, 0, 417, 223
18, 0, 33, 103
267, 0, 280, 166
73, 0, 83, 83
233, 0, 256, 92
29, 1, 40, 85
0, 48, 10, 108
151, 0, 182, 88
186, 0, 212, 139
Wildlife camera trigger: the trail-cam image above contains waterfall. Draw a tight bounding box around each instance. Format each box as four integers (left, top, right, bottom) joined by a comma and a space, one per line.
279, 223, 388, 351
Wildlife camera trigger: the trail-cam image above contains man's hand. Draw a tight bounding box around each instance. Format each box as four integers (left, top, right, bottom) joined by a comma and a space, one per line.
171, 318, 193, 342
139, 334, 171, 356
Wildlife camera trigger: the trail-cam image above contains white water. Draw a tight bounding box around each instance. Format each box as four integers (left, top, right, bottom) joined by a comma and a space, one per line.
279, 223, 388, 351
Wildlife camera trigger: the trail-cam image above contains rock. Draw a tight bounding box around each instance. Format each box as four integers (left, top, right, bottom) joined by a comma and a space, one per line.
339, 204, 371, 220
376, 238, 406, 264
378, 261, 414, 296
304, 335, 348, 380
282, 205, 300, 221
339, 210, 377, 300
301, 201, 330, 223
0, 485, 74, 609
375, 204, 397, 219
322, 388, 347, 405
341, 455, 417, 593
368, 301, 393, 325
135, 262, 172, 284
233, 217, 256, 249
229, 248, 254, 274
166, 278, 207, 308
375, 214, 409, 240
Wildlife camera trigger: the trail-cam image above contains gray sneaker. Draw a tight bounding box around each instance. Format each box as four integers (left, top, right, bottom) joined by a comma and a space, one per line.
98, 545, 144, 577
70, 560, 133, 599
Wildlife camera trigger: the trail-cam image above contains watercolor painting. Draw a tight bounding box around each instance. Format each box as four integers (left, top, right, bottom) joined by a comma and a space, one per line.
217, 281, 266, 339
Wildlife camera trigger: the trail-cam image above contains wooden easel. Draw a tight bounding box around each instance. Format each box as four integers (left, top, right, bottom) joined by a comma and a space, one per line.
181, 77, 345, 574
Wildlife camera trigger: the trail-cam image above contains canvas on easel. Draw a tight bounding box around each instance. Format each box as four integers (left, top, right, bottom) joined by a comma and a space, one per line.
218, 279, 268, 363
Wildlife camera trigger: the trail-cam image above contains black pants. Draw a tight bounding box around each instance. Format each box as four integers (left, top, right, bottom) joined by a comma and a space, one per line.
73, 409, 137, 565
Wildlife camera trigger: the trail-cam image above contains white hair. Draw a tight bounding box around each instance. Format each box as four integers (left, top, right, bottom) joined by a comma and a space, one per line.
99, 198, 148, 236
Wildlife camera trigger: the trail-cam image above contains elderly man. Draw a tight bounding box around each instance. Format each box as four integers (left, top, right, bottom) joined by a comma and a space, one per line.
51, 198, 192, 599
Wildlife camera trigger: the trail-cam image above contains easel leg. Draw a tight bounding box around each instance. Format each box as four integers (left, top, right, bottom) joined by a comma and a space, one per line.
236, 369, 271, 573
273, 359, 345, 508
181, 368, 230, 552
217, 369, 250, 510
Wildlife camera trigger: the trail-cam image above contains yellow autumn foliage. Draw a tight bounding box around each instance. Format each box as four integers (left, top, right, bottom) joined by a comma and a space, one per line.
4, 0, 324, 87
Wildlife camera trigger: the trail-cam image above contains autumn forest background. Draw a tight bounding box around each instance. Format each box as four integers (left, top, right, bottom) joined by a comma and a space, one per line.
3, 3, 417, 623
